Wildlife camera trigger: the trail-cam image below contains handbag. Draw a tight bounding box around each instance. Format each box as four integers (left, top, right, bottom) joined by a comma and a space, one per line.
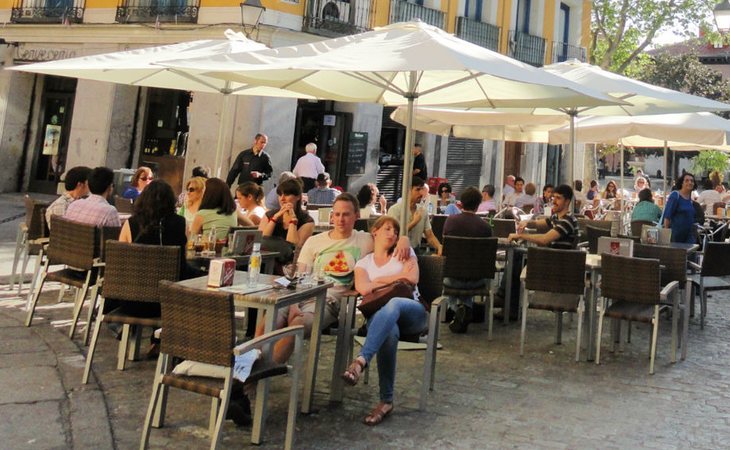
357, 279, 415, 318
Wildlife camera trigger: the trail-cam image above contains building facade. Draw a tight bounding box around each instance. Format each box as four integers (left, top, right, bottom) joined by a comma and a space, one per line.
0, 0, 591, 198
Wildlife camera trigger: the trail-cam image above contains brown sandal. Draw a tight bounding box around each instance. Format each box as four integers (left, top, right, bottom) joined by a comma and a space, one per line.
341, 357, 366, 386
363, 402, 393, 426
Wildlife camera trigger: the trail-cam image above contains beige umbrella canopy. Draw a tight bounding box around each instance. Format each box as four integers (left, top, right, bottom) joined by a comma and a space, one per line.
9, 29, 313, 175
161, 21, 622, 228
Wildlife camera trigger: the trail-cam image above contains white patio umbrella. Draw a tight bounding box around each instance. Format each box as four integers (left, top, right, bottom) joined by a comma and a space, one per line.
159, 21, 622, 229
549, 111, 730, 190
390, 106, 565, 142
8, 29, 313, 176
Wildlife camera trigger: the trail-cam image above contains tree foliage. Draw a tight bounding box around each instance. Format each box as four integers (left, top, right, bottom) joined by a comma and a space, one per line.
590, 0, 713, 74
638, 50, 730, 105
692, 150, 730, 176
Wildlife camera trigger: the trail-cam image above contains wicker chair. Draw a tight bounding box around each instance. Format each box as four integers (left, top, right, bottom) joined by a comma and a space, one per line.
356, 255, 444, 410
630, 220, 655, 238
25, 216, 103, 341
442, 236, 498, 339
585, 225, 612, 254
10, 196, 49, 294
82, 241, 180, 384
596, 254, 679, 374
140, 281, 304, 450
491, 219, 516, 238
430, 214, 448, 242
519, 247, 587, 361
634, 244, 688, 362
688, 242, 730, 329
113, 194, 134, 214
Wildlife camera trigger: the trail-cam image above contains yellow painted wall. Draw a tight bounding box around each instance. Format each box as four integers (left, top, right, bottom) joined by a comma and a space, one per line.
445, 0, 457, 32
543, 0, 555, 64
581, 0, 591, 58
373, 0, 390, 28
0, 0, 13, 8
498, 0, 512, 54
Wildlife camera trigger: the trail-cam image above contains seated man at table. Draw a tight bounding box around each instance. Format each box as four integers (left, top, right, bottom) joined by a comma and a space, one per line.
442, 186, 493, 333
507, 183, 578, 249
387, 176, 442, 255
257, 193, 411, 365
64, 166, 121, 228
46, 165, 92, 229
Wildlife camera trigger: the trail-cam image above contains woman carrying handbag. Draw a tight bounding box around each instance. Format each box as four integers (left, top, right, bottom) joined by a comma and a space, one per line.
342, 216, 427, 426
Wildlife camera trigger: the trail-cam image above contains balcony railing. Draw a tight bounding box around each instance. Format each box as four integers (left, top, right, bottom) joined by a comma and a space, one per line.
11, 0, 85, 23
551, 41, 587, 63
115, 0, 199, 24
455, 16, 500, 52
389, 0, 444, 29
303, 0, 375, 37
508, 30, 546, 67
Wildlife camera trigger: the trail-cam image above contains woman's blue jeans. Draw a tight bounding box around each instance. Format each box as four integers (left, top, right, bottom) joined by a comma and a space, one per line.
359, 297, 428, 403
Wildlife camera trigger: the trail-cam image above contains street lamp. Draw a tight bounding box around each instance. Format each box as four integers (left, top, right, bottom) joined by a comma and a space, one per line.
240, 0, 266, 39
714, 0, 730, 32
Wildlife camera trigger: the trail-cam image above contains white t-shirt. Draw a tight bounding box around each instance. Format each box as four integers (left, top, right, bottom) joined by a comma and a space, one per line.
242, 205, 266, 221
354, 249, 420, 300
697, 189, 722, 214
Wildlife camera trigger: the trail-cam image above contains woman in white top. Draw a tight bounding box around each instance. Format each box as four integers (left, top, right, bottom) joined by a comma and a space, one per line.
342, 215, 427, 426
235, 181, 266, 226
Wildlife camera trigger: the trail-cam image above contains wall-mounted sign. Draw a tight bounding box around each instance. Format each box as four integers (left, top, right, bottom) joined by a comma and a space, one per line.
346, 131, 368, 176
323, 114, 336, 126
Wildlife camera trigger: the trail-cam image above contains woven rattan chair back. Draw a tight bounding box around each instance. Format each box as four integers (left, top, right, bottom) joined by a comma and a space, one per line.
417, 255, 444, 307
525, 247, 586, 295
102, 241, 180, 303
492, 219, 516, 238
601, 254, 660, 305
701, 242, 730, 277
587, 225, 612, 254
430, 215, 447, 242
634, 244, 687, 285
158, 281, 235, 367
114, 195, 134, 214
442, 236, 497, 280
47, 216, 99, 270
630, 220, 654, 237
24, 195, 48, 241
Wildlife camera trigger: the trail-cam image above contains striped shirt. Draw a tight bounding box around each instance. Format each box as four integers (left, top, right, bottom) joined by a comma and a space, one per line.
545, 213, 578, 249
64, 194, 121, 227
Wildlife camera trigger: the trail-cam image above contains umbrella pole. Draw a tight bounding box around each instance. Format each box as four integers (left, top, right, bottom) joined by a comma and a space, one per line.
620, 144, 625, 230
400, 74, 418, 236
568, 110, 577, 212
497, 133, 505, 210
213, 87, 232, 178
662, 141, 669, 193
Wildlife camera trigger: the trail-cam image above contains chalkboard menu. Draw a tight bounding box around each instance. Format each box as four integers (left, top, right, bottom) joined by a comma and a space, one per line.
346, 131, 368, 176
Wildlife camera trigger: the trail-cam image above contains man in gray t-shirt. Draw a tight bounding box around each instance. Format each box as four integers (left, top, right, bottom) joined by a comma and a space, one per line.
387, 176, 442, 255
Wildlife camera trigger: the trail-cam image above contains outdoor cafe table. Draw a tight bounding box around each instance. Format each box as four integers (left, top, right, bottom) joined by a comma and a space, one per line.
583, 241, 698, 362
187, 250, 279, 274
174, 272, 334, 443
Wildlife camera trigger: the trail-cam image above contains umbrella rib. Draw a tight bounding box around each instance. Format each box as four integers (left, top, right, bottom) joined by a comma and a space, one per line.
417, 72, 485, 99
166, 68, 227, 93
346, 71, 407, 98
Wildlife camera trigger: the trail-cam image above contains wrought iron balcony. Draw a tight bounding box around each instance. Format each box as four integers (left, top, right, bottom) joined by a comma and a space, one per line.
303, 0, 374, 37
389, 0, 445, 29
551, 41, 587, 63
11, 0, 85, 24
115, 0, 199, 24
455, 16, 500, 52
508, 30, 546, 67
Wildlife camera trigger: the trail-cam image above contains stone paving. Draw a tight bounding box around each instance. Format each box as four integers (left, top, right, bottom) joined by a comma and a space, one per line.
1, 193, 729, 449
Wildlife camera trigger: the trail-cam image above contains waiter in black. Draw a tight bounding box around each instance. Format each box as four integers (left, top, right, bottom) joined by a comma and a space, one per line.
226, 133, 273, 186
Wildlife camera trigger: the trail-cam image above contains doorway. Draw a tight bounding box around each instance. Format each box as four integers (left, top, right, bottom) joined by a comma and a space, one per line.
292, 100, 353, 189
503, 141, 523, 180
29, 76, 77, 194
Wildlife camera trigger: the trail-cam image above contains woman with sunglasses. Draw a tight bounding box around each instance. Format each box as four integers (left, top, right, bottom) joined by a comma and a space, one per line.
178, 176, 206, 229
122, 166, 153, 200
437, 182, 455, 213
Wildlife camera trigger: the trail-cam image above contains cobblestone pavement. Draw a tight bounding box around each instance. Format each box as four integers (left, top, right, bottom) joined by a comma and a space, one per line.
1, 193, 729, 449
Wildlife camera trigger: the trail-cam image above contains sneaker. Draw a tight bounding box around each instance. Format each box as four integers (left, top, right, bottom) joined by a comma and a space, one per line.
449, 305, 472, 334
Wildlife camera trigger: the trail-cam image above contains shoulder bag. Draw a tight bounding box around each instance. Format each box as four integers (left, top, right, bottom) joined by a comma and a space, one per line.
357, 279, 415, 318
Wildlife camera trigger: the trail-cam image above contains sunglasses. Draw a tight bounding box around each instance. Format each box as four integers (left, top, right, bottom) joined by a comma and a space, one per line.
187, 187, 197, 193
141, 176, 152, 181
